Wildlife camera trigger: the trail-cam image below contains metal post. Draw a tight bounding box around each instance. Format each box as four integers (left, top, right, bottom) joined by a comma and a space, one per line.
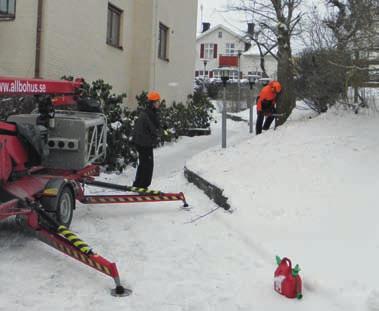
249, 102, 254, 134
249, 83, 254, 133
222, 86, 227, 148
237, 50, 242, 110
203, 60, 207, 93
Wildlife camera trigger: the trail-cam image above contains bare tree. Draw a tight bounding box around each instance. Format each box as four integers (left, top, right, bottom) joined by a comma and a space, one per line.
324, 0, 377, 103
324, 0, 376, 51
300, 5, 335, 50
228, 0, 304, 126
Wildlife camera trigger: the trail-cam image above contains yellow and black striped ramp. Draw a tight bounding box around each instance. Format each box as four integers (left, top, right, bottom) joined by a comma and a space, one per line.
128, 187, 161, 195
57, 225, 92, 255
82, 193, 186, 205
35, 227, 119, 278
79, 179, 163, 195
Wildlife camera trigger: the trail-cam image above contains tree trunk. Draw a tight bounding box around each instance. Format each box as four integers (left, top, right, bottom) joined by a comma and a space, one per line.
276, 30, 296, 126
260, 55, 268, 77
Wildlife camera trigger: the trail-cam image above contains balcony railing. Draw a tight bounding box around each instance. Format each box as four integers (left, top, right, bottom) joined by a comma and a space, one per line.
219, 54, 239, 67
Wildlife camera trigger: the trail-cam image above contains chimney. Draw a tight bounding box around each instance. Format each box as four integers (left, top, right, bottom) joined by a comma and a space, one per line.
202, 22, 211, 33
247, 23, 255, 37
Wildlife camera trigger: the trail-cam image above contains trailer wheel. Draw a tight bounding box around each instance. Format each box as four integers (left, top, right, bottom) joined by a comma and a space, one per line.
56, 187, 74, 227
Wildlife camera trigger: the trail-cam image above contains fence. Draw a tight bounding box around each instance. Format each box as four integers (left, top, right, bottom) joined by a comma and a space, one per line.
212, 83, 259, 112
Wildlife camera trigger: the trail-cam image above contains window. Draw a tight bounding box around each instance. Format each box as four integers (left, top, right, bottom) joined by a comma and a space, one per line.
225, 43, 236, 55
248, 71, 262, 77
368, 51, 379, 60
0, 0, 16, 19
158, 22, 169, 60
107, 3, 122, 48
229, 70, 238, 79
359, 51, 369, 59
200, 43, 217, 59
204, 43, 215, 59
218, 31, 223, 38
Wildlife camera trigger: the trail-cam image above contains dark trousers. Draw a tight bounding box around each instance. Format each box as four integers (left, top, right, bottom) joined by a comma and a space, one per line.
133, 145, 154, 188
256, 111, 275, 135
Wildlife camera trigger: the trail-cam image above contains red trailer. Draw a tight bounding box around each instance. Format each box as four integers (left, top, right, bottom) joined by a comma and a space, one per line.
0, 76, 188, 296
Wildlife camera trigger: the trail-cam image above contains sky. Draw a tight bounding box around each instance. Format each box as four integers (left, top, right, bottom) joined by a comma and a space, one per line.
197, 0, 247, 34
197, 0, 326, 29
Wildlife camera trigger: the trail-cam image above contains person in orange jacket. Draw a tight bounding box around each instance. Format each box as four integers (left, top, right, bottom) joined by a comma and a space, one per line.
256, 80, 282, 135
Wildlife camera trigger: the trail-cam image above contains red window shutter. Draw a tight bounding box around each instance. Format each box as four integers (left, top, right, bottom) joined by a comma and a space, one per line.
200, 44, 204, 58
213, 44, 218, 58
210, 71, 213, 78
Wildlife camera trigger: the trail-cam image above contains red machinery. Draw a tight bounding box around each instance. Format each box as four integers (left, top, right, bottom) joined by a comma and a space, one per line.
0, 76, 188, 296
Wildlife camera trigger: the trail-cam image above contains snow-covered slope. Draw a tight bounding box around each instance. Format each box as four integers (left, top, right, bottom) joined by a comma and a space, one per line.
187, 106, 379, 311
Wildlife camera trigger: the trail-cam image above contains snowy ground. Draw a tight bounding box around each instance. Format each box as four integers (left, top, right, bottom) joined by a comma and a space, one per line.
1, 99, 378, 311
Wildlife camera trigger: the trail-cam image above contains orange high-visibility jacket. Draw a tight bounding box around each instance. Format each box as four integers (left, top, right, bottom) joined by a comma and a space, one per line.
256, 82, 279, 112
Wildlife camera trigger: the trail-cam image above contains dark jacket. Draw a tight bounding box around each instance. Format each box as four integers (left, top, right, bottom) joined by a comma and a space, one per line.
132, 106, 160, 147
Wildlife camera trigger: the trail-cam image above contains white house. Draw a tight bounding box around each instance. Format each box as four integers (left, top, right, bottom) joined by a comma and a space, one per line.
195, 23, 277, 80
241, 46, 277, 80
0, 0, 198, 107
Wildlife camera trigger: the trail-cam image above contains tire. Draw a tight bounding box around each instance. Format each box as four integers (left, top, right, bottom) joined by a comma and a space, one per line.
56, 186, 74, 227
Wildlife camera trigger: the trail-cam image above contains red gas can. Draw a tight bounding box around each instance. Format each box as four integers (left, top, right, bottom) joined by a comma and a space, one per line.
274, 256, 302, 299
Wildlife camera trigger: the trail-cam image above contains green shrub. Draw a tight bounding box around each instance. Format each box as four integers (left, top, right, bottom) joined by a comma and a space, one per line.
295, 48, 352, 112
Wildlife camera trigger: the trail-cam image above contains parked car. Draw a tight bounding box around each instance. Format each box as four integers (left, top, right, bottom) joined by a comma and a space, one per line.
257, 78, 272, 86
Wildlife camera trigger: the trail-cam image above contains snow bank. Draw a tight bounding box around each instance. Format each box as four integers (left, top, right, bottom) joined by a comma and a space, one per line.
186, 106, 379, 310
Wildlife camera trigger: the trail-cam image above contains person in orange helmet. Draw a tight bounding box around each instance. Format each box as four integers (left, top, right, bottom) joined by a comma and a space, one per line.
132, 91, 161, 189
255, 80, 282, 135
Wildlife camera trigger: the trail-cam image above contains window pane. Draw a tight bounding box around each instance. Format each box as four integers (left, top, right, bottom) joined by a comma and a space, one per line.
160, 27, 166, 58
111, 12, 119, 45
107, 4, 122, 47
0, 1, 6, 12
8, 0, 14, 12
0, 0, 15, 15
159, 27, 163, 57
107, 9, 112, 43
158, 23, 168, 59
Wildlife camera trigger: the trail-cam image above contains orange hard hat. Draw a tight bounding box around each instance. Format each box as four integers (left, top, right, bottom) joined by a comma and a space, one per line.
147, 91, 161, 102
270, 81, 282, 93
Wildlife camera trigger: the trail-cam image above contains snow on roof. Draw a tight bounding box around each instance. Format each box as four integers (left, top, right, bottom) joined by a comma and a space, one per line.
242, 45, 261, 56
242, 45, 278, 56
196, 24, 249, 43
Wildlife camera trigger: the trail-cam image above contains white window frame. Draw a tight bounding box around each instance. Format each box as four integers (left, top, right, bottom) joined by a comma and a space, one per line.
225, 43, 236, 56
230, 70, 239, 79
368, 51, 379, 60
204, 43, 214, 59
213, 71, 220, 79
